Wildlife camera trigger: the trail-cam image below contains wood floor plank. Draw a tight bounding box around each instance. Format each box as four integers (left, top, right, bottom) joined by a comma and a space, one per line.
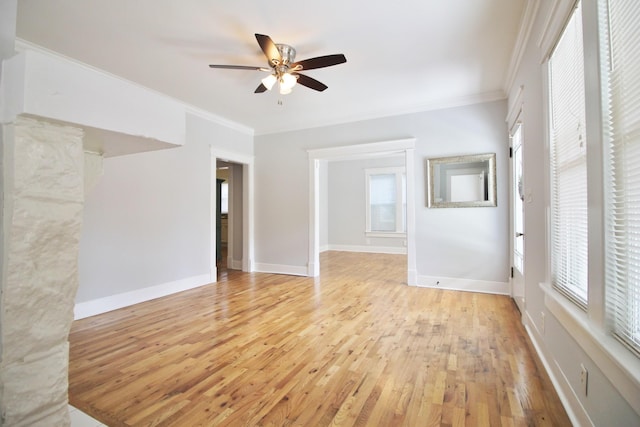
69, 251, 571, 426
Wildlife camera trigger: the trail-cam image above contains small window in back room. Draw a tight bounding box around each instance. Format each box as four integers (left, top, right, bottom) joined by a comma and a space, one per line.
365, 167, 406, 235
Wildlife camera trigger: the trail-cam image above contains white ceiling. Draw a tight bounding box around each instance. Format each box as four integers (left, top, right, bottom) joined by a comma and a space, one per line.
16, 0, 526, 135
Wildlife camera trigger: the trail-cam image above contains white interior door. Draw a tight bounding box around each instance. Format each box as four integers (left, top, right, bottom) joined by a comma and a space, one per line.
511, 123, 525, 313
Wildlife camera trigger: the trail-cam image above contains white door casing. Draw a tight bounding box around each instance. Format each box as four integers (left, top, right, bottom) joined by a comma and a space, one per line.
307, 138, 417, 284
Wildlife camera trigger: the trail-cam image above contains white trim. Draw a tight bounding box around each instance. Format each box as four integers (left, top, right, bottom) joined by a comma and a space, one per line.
210, 158, 218, 282
73, 274, 211, 320
507, 85, 524, 130
523, 311, 593, 427
256, 91, 505, 136
308, 138, 417, 284
504, 0, 541, 94
405, 148, 417, 286
417, 275, 509, 295
309, 158, 321, 276
537, 0, 578, 62
254, 263, 308, 277
185, 105, 254, 136
541, 282, 640, 415
327, 244, 407, 255
308, 139, 415, 161
364, 232, 406, 239
227, 257, 243, 270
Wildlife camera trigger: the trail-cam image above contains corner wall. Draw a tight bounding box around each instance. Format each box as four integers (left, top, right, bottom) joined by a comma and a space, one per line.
75, 112, 253, 316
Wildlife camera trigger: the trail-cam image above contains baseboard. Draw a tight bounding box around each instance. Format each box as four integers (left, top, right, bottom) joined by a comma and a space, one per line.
319, 244, 330, 253
523, 311, 592, 427
327, 244, 407, 255
253, 263, 308, 276
227, 256, 243, 270
417, 275, 509, 295
74, 273, 212, 320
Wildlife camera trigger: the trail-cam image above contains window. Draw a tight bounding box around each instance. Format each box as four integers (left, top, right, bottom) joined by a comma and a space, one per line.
601, 0, 640, 355
548, 0, 589, 307
541, 0, 640, 409
220, 182, 228, 214
365, 167, 406, 235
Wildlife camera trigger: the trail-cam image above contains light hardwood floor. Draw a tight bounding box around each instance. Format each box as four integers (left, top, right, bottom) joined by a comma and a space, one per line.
69, 252, 571, 426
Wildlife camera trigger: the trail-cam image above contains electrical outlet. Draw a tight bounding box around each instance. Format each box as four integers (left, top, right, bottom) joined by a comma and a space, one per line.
580, 364, 589, 396
541, 311, 545, 334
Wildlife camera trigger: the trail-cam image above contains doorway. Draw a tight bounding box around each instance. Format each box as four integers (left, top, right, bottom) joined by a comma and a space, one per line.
308, 139, 417, 284
510, 121, 525, 313
216, 161, 231, 270
210, 148, 254, 281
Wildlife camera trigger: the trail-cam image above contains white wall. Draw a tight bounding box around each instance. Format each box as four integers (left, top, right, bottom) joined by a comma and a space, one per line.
507, 0, 640, 425
0, 1, 16, 60
254, 100, 509, 288
319, 160, 329, 251
76, 112, 253, 308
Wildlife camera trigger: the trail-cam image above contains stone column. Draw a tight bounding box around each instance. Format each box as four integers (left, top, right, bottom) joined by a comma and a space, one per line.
1, 116, 84, 426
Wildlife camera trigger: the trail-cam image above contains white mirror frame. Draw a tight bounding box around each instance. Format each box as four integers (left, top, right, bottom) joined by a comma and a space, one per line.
427, 153, 497, 208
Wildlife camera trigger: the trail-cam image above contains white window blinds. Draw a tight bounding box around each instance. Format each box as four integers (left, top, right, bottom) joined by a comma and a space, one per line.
369, 173, 397, 232
548, 1, 589, 307
365, 168, 406, 234
601, 0, 640, 354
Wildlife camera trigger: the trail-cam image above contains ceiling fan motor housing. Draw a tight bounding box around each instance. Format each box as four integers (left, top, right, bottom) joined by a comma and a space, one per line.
275, 44, 296, 66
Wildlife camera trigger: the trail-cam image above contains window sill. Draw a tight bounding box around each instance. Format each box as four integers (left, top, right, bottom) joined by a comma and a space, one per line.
540, 282, 640, 414
365, 232, 406, 239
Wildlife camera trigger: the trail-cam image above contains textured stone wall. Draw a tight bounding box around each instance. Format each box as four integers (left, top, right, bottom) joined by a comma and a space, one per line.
1, 116, 84, 426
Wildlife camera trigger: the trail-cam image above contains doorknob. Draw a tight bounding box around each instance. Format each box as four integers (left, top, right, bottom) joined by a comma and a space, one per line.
515, 232, 524, 238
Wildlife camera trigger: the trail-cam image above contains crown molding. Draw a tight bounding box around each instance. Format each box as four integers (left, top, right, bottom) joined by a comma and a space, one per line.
254, 90, 506, 136
504, 0, 541, 94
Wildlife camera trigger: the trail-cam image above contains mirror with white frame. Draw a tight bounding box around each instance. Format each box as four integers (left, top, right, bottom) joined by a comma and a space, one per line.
427, 153, 496, 208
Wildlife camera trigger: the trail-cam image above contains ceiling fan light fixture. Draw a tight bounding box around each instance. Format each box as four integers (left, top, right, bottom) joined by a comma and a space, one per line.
209, 33, 346, 95
261, 74, 277, 90
280, 72, 297, 91
279, 86, 293, 95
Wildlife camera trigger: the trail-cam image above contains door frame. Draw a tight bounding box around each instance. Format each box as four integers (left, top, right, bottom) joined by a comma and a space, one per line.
210, 147, 254, 281
307, 138, 417, 284
508, 87, 525, 313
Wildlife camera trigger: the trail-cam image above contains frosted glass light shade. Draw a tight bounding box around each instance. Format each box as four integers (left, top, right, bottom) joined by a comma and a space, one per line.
280, 73, 297, 91
261, 74, 277, 90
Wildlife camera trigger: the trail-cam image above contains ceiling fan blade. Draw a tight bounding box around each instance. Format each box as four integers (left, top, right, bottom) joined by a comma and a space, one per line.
209, 64, 267, 71
254, 83, 268, 93
292, 54, 346, 71
255, 33, 281, 65
295, 73, 328, 92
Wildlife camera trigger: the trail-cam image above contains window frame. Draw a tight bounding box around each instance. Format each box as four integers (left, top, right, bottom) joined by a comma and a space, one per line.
547, 0, 590, 309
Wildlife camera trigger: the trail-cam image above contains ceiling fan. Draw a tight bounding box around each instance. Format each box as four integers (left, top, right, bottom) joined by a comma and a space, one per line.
209, 33, 347, 95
